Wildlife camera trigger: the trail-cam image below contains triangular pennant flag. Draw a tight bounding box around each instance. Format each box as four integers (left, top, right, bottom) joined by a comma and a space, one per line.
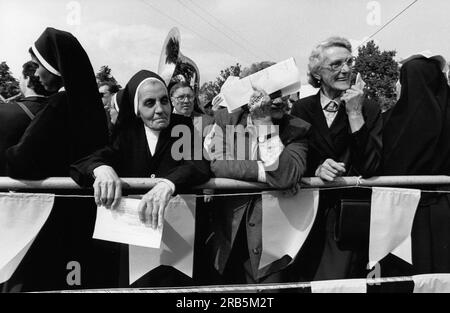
311, 279, 367, 293
129, 195, 196, 284
260, 189, 319, 270
369, 187, 420, 268
413, 274, 450, 293
0, 193, 54, 283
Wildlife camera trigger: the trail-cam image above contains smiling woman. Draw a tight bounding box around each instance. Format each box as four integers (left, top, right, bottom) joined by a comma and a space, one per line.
289, 36, 383, 283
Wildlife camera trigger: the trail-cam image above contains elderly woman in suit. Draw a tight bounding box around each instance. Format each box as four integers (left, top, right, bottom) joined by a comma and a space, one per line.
290, 37, 382, 282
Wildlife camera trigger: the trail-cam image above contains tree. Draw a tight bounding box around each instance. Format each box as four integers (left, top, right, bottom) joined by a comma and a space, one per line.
199, 63, 242, 102
0, 61, 20, 99
96, 65, 121, 88
354, 41, 399, 112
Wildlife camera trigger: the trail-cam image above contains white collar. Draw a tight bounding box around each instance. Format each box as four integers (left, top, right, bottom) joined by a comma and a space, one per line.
320, 90, 341, 109
144, 124, 160, 155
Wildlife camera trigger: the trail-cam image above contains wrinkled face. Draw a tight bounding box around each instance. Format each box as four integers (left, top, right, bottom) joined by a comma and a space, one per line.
99, 85, 112, 108
138, 80, 171, 130
171, 87, 195, 116
316, 46, 353, 93
30, 56, 62, 92
270, 96, 289, 120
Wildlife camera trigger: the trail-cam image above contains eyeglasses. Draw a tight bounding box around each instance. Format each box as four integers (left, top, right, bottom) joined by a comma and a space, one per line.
322, 56, 356, 72
173, 95, 195, 102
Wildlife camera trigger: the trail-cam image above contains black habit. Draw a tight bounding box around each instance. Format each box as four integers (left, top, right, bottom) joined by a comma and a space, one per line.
383, 57, 450, 276
71, 70, 211, 287
2, 28, 108, 292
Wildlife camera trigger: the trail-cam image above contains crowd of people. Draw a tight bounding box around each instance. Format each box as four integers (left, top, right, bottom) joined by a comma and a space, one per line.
1, 27, 450, 292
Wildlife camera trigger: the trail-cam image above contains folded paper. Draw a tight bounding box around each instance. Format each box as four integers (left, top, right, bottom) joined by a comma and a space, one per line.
93, 198, 162, 249
129, 195, 196, 284
0, 193, 54, 283
260, 189, 319, 270
369, 187, 421, 268
222, 58, 301, 112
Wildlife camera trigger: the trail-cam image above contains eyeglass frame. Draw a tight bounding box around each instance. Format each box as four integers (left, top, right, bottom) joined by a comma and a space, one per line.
172, 94, 195, 102
321, 56, 356, 72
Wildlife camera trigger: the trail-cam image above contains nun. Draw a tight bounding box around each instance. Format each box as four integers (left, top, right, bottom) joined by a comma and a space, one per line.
6, 27, 108, 178
71, 70, 211, 287
2, 28, 108, 292
382, 57, 450, 276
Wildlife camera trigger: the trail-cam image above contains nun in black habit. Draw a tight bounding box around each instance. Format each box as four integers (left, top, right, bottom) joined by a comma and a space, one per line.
383, 57, 450, 276
71, 70, 211, 287
6, 27, 108, 177
2, 28, 108, 292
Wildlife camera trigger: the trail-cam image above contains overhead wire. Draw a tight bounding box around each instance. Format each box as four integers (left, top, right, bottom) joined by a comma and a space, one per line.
139, 0, 251, 63
181, 0, 275, 61
360, 0, 419, 47
185, 0, 277, 61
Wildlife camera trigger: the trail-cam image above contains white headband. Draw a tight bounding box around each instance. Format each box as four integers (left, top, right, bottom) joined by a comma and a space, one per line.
31, 43, 61, 76
133, 77, 167, 115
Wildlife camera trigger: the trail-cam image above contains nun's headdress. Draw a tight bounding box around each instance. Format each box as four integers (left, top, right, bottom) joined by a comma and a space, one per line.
31, 27, 108, 161
383, 57, 450, 175
114, 70, 168, 130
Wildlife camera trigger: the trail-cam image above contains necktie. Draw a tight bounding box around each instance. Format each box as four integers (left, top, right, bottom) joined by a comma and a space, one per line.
323, 100, 339, 113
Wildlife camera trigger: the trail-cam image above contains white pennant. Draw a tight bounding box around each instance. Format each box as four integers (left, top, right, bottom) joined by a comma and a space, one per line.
0, 193, 54, 283
369, 187, 421, 268
260, 189, 319, 270
311, 279, 367, 293
129, 195, 196, 285
413, 274, 450, 293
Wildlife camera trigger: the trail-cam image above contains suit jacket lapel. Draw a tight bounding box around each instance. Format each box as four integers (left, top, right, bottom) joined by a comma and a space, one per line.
329, 103, 348, 134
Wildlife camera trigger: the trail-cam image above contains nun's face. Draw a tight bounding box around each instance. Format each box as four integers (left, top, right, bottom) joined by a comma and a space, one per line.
31, 57, 62, 92
138, 81, 171, 130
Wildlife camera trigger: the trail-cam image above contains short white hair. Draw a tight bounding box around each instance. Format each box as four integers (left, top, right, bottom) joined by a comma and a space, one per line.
307, 37, 352, 88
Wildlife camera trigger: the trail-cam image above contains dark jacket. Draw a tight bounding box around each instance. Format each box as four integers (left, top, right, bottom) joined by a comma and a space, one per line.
0, 96, 47, 175
291, 92, 382, 177
209, 109, 310, 281
71, 114, 211, 191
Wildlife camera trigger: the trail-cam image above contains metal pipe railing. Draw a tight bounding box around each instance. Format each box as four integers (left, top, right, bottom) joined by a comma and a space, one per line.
0, 176, 449, 191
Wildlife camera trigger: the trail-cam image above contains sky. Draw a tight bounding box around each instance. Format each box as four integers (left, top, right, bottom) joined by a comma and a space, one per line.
1, 0, 449, 87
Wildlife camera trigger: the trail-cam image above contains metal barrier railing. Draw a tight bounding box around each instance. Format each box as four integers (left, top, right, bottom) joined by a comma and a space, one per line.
1, 175, 450, 191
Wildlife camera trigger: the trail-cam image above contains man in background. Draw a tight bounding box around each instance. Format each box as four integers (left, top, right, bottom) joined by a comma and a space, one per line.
0, 61, 49, 175
99, 81, 120, 133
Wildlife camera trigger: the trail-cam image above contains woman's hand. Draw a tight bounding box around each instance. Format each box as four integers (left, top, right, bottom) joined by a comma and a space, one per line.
93, 165, 122, 208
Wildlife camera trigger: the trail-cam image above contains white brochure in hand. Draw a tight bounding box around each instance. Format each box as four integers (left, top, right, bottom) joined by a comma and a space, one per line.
93, 197, 163, 249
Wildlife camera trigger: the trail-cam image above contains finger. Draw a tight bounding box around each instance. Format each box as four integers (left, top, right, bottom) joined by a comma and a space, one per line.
320, 167, 337, 180
112, 181, 122, 209
322, 162, 338, 174
93, 182, 101, 206
138, 199, 147, 224
320, 170, 335, 182
157, 201, 165, 229
100, 182, 108, 206
328, 160, 346, 173
106, 181, 115, 207
151, 199, 158, 230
